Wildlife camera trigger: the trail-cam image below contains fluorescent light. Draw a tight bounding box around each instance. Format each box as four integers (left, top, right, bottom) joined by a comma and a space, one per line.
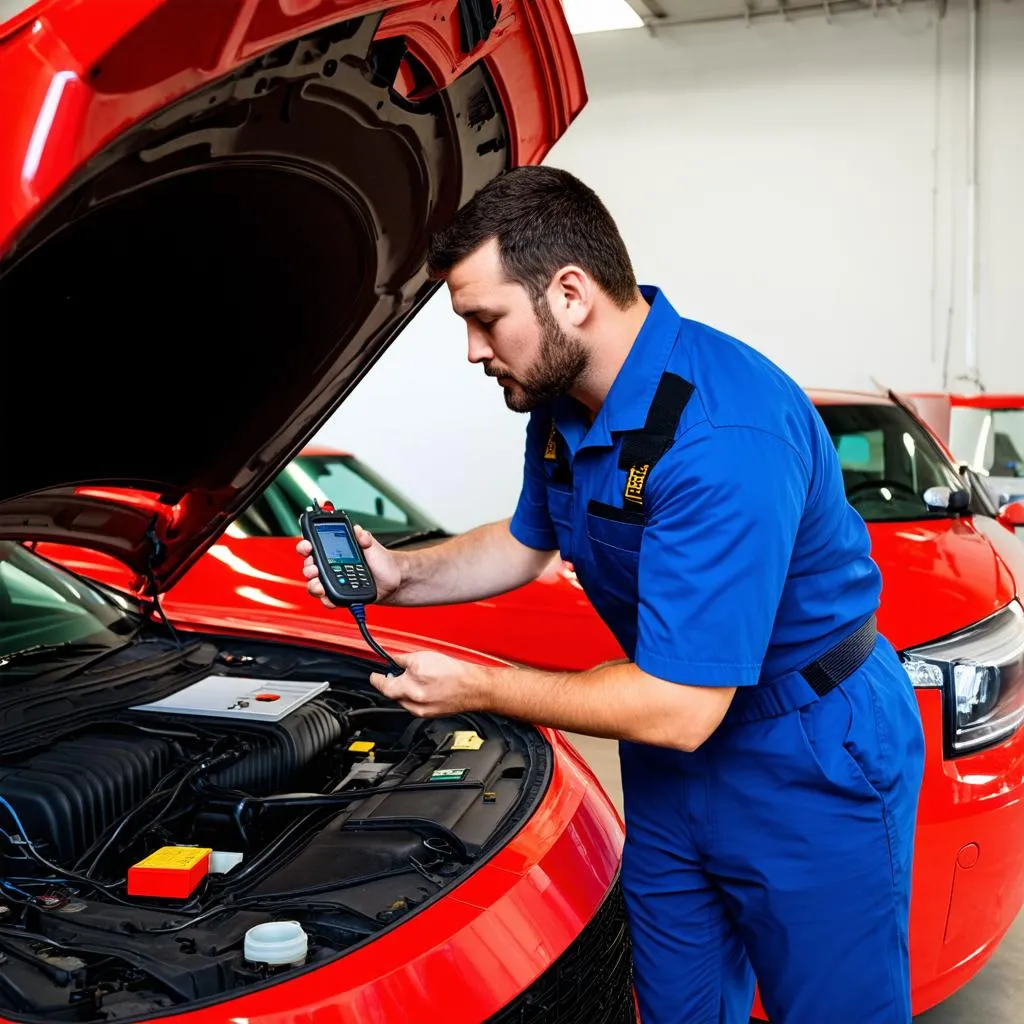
562, 0, 643, 35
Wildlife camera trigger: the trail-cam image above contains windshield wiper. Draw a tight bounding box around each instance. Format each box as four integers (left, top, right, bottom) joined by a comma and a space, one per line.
384, 528, 451, 549
0, 641, 116, 670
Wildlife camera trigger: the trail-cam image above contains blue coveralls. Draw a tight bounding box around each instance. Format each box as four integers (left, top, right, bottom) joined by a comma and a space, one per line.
509, 287, 927, 1024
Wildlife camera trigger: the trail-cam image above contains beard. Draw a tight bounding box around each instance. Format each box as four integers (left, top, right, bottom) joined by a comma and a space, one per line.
486, 301, 589, 413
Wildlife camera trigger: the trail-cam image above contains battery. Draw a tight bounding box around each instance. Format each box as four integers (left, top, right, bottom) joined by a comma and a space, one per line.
127, 846, 213, 899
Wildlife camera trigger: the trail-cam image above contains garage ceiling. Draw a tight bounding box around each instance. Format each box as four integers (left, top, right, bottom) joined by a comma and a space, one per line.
624, 0, 944, 30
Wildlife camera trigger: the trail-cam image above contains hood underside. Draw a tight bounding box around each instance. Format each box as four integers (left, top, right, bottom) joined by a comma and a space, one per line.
0, 1, 566, 591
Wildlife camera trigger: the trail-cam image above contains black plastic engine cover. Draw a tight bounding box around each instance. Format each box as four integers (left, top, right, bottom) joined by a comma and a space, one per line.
0, 733, 172, 864
197, 701, 342, 794
252, 819, 426, 896
0, 702, 342, 865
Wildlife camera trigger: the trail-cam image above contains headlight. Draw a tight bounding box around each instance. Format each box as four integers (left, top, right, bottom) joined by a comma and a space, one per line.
902, 601, 1024, 757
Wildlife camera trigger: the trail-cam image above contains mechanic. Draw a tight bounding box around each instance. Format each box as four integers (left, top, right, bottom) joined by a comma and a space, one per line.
297, 166, 926, 1024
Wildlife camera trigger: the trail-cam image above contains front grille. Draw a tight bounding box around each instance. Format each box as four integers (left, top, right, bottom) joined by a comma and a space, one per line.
486, 878, 637, 1023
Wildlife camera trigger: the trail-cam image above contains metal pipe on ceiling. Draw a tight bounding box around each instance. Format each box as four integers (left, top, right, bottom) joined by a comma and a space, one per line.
640, 0, 940, 31
963, 0, 981, 386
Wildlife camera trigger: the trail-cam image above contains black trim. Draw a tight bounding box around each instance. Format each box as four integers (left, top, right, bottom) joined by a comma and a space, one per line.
800, 615, 878, 697
587, 499, 647, 526
459, 0, 498, 52
618, 372, 694, 512
617, 373, 694, 473
485, 875, 636, 1023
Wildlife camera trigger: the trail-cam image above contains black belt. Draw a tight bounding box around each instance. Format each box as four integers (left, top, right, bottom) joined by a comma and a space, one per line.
799, 615, 878, 698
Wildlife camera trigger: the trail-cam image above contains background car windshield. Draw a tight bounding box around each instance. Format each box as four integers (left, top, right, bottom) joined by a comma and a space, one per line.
817, 404, 966, 522
950, 407, 1024, 480
0, 542, 137, 663
233, 454, 444, 541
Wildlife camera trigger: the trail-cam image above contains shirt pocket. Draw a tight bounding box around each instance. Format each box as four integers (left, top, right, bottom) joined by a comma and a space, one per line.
585, 499, 646, 554
582, 501, 645, 645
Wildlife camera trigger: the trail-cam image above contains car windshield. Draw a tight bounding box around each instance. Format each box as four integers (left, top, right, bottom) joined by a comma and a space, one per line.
817, 404, 967, 522
0, 542, 139, 667
950, 406, 1024, 480
232, 453, 445, 543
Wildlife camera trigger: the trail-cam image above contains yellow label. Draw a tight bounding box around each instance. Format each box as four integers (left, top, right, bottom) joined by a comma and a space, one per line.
133, 846, 211, 871
451, 730, 485, 751
624, 463, 650, 505
349, 741, 376, 753
544, 421, 558, 461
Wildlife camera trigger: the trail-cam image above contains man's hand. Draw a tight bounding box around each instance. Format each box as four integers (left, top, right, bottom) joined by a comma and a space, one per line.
369, 651, 485, 718
364, 653, 736, 753
296, 523, 402, 608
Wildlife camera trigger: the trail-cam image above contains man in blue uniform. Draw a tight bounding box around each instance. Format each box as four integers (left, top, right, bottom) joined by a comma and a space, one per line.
297, 166, 926, 1022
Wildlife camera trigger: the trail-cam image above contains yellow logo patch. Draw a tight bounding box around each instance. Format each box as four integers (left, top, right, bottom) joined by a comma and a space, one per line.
624, 463, 650, 505
544, 420, 558, 461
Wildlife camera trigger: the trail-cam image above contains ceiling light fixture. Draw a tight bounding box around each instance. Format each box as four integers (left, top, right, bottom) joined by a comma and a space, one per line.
562, 0, 643, 35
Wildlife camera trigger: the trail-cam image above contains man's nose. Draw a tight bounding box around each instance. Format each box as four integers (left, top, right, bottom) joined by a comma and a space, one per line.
467, 328, 493, 365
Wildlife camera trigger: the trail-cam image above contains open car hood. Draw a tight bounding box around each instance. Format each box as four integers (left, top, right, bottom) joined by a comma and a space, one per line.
0, 0, 584, 593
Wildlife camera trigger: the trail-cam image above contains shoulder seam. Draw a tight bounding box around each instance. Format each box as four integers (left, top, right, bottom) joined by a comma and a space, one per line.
675, 410, 812, 483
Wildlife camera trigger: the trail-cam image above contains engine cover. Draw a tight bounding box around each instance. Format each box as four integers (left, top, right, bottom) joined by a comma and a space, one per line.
0, 733, 172, 865
0, 701, 341, 865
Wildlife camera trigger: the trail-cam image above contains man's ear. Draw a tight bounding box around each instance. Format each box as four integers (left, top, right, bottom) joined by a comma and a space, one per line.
549, 265, 593, 328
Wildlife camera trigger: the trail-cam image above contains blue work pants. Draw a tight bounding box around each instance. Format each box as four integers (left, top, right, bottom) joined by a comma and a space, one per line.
620, 638, 926, 1023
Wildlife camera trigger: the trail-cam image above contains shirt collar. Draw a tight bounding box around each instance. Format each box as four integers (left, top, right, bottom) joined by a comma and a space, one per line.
553, 285, 683, 454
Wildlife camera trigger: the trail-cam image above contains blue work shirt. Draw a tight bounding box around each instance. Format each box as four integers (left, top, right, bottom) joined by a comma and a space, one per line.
509, 286, 882, 690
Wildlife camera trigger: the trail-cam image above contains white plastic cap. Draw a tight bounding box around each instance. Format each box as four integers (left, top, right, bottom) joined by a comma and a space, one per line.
209, 850, 244, 874
243, 920, 308, 966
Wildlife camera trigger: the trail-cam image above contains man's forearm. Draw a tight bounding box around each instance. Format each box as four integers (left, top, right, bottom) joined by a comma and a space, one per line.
387, 518, 554, 607
472, 661, 736, 753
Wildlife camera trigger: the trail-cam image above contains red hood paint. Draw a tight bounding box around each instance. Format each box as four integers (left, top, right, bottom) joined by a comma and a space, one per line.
948, 393, 1024, 410
868, 517, 1021, 650
37, 534, 626, 672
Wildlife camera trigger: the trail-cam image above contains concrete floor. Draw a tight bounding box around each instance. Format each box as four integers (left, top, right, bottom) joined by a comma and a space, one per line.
566, 733, 1023, 1023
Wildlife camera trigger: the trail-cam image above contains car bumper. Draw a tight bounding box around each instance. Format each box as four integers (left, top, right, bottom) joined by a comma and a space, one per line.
906, 691, 1024, 1014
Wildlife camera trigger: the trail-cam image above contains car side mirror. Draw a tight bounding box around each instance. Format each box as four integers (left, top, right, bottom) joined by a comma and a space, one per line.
996, 500, 1024, 532
923, 486, 970, 513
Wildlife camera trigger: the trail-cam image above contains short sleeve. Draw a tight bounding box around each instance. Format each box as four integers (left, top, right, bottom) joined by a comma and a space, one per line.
508, 410, 558, 552
634, 424, 809, 687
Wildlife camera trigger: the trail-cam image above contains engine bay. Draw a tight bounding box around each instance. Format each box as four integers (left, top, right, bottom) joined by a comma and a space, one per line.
0, 634, 549, 1023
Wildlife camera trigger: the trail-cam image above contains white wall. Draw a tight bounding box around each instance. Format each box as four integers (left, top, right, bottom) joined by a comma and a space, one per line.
317, 0, 1024, 532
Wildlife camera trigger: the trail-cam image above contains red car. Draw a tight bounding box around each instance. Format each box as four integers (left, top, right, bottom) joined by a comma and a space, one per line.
0, 3, 635, 1024
906, 392, 1024, 519
791, 389, 1024, 1017
34, 444, 625, 673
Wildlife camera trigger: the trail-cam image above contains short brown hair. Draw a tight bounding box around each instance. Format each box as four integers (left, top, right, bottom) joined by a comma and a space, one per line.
427, 166, 638, 309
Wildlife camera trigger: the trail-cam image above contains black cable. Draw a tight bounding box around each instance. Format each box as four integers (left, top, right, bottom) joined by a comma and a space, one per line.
74, 760, 196, 872
131, 894, 379, 935
9, 833, 135, 904
348, 604, 404, 675
235, 780, 481, 816
223, 808, 326, 888
78, 749, 239, 877
82, 767, 201, 878
152, 590, 183, 649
